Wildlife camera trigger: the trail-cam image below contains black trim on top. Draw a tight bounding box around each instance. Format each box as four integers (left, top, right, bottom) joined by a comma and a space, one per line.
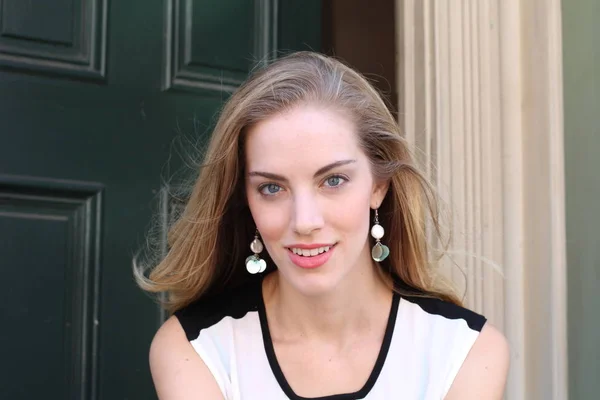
174, 277, 263, 341
392, 275, 487, 332
400, 295, 487, 332
258, 288, 401, 400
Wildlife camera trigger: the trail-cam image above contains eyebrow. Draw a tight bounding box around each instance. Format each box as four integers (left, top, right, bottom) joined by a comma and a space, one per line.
247, 159, 357, 182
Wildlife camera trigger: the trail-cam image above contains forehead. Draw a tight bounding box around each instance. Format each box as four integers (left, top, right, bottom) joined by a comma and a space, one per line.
244, 105, 363, 172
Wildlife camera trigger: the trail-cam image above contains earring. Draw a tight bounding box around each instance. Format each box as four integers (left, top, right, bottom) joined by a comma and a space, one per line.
371, 209, 390, 262
246, 230, 267, 274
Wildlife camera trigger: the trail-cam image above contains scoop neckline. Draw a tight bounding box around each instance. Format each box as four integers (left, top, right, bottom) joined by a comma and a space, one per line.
256, 279, 400, 400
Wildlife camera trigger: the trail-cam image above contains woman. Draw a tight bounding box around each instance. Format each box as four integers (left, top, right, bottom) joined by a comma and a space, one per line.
136, 51, 509, 399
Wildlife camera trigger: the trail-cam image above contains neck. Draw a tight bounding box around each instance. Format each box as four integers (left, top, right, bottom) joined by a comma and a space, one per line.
263, 249, 393, 342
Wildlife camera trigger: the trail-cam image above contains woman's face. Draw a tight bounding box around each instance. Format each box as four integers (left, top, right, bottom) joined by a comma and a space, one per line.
245, 104, 387, 296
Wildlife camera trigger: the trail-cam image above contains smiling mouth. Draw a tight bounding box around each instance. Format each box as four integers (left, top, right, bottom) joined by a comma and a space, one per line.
287, 244, 336, 257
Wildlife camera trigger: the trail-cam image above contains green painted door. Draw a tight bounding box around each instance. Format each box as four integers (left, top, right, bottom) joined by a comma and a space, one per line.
0, 1, 320, 399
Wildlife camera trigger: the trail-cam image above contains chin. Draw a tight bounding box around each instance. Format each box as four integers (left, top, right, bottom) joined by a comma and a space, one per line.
276, 259, 348, 298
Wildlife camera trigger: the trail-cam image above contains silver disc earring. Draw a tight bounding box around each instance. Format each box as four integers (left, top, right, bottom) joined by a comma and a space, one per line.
246, 230, 267, 274
371, 209, 390, 262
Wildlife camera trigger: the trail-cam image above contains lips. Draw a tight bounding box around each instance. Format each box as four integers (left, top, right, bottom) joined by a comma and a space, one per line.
286, 244, 336, 269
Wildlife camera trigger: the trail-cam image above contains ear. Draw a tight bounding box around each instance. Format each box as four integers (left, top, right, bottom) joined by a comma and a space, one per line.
370, 178, 389, 209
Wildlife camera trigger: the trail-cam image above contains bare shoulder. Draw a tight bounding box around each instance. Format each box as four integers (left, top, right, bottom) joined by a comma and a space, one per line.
444, 323, 510, 400
149, 315, 224, 400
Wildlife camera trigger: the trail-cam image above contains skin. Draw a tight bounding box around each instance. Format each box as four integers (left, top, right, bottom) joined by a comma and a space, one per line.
149, 104, 510, 399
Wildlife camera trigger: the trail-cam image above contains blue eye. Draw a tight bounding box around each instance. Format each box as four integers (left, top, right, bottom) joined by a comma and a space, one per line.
259, 183, 281, 196
324, 175, 347, 188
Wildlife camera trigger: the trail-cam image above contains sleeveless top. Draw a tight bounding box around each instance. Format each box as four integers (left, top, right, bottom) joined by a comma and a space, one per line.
174, 276, 487, 400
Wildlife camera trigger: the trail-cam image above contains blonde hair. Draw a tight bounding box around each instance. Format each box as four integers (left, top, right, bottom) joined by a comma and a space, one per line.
135, 51, 461, 312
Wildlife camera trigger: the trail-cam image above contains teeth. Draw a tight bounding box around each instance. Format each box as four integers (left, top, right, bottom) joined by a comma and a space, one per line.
290, 246, 331, 257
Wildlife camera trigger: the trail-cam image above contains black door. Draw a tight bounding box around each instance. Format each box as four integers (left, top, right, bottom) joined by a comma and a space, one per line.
0, 1, 320, 398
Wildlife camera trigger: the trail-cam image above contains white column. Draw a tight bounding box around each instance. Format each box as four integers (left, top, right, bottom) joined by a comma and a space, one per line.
520, 1, 568, 399
396, 0, 567, 398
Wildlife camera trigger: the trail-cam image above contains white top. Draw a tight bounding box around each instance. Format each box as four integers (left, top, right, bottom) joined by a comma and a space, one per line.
175, 276, 486, 400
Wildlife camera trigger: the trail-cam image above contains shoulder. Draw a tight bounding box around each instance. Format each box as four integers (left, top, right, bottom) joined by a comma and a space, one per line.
395, 294, 507, 398
444, 322, 510, 399
149, 278, 263, 399
149, 316, 224, 399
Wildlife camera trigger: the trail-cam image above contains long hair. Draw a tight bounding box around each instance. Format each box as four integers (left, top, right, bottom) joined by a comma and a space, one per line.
134, 51, 461, 312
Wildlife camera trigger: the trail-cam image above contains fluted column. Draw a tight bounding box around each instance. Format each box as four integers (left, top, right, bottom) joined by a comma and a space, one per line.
396, 0, 567, 398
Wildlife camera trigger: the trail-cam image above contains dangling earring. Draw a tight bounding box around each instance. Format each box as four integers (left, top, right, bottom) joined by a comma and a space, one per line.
246, 229, 267, 274
371, 209, 390, 262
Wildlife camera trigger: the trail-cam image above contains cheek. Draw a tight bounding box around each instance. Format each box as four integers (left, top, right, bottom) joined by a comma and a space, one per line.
247, 193, 289, 245
326, 188, 372, 237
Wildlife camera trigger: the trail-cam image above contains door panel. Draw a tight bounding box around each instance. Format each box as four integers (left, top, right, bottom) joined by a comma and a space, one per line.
0, 1, 321, 399
0, 177, 102, 400
0, 0, 106, 80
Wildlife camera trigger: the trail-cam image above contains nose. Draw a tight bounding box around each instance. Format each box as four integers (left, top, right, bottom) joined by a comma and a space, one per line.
292, 192, 324, 236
